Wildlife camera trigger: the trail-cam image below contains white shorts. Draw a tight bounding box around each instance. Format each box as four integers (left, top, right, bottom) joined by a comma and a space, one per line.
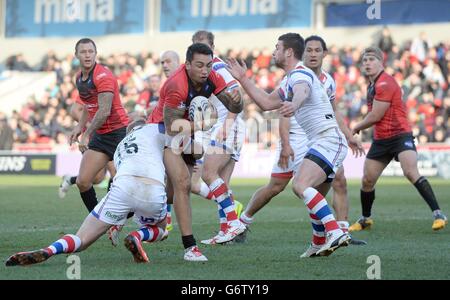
271, 132, 309, 179
92, 176, 167, 227
195, 117, 246, 162
304, 127, 348, 182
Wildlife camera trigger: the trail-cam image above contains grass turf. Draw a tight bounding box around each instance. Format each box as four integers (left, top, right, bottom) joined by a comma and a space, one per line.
0, 176, 449, 280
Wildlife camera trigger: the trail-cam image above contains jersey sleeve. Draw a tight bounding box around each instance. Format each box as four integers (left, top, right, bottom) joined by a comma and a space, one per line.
210, 70, 228, 95
374, 78, 395, 103
163, 80, 188, 110
329, 77, 336, 102
93, 66, 116, 94
289, 68, 314, 89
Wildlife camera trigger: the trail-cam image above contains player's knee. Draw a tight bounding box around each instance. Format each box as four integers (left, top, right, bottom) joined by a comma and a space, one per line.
174, 175, 191, 193
76, 177, 92, 192
332, 176, 347, 194
362, 175, 376, 190
403, 168, 419, 183
269, 181, 286, 196
292, 184, 305, 199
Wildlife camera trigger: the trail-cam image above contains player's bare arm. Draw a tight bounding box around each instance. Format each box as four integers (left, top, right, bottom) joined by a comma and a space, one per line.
226, 58, 282, 111
352, 99, 391, 135
279, 82, 311, 117
278, 116, 294, 169
83, 92, 113, 137
69, 104, 89, 146
216, 88, 243, 114
163, 106, 193, 137
331, 101, 365, 157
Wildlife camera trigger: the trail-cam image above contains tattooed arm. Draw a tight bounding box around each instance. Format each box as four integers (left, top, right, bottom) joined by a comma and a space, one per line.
163, 106, 193, 137
215, 87, 244, 114
83, 92, 113, 138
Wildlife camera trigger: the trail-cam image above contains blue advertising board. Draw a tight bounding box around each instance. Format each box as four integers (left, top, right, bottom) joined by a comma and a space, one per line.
5, 0, 146, 37
327, 0, 450, 27
160, 0, 311, 32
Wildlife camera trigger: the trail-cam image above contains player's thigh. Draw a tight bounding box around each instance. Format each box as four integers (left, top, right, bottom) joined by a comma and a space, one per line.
164, 149, 190, 192
220, 159, 236, 185
397, 150, 420, 180
93, 167, 107, 185
107, 161, 116, 177
76, 214, 111, 250
78, 150, 110, 183
363, 158, 389, 186
166, 175, 174, 204
202, 148, 231, 178
294, 159, 328, 192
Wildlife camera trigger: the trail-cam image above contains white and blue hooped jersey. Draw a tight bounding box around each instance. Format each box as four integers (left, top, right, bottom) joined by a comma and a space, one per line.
278, 62, 337, 140
209, 56, 242, 124
113, 124, 166, 186
319, 70, 336, 103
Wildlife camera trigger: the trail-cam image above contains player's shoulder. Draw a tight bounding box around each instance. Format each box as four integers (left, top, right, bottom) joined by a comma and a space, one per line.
376, 71, 398, 89
165, 66, 187, 87
162, 66, 188, 95
289, 63, 315, 82
93, 63, 114, 81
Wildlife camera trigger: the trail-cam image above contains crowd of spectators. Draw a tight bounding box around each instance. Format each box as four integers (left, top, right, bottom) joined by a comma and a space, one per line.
1, 29, 449, 151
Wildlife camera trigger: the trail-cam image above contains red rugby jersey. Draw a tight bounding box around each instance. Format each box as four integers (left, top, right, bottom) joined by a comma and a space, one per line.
76, 63, 129, 134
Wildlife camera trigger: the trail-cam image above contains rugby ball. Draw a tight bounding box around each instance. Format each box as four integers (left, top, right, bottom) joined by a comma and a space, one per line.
188, 96, 217, 131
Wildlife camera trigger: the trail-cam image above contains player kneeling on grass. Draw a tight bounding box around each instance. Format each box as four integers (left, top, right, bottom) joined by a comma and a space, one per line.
5, 120, 169, 266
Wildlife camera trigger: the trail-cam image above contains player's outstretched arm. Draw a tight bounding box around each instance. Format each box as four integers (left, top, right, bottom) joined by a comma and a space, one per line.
226, 58, 282, 111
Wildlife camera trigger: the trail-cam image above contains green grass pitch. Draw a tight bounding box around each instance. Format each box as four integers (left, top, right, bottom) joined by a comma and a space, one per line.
0, 176, 449, 280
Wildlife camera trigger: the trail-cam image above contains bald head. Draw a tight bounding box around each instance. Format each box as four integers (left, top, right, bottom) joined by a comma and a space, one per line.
161, 50, 180, 78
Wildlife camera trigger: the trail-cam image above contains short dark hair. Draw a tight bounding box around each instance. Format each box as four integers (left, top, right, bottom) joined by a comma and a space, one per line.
278, 33, 305, 60
75, 38, 97, 54
186, 43, 214, 62
305, 35, 327, 51
192, 30, 215, 47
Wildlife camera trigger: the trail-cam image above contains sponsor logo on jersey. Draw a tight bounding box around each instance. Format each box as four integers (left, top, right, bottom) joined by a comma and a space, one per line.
96, 72, 107, 80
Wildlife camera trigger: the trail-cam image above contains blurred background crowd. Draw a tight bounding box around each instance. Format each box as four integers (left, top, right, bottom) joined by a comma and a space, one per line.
1, 29, 449, 151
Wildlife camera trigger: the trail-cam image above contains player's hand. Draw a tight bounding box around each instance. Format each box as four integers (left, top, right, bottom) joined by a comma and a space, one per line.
224, 86, 242, 107
78, 134, 89, 153
347, 135, 365, 158
226, 58, 247, 81
69, 126, 82, 146
351, 126, 361, 136
278, 102, 296, 118
278, 144, 295, 169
